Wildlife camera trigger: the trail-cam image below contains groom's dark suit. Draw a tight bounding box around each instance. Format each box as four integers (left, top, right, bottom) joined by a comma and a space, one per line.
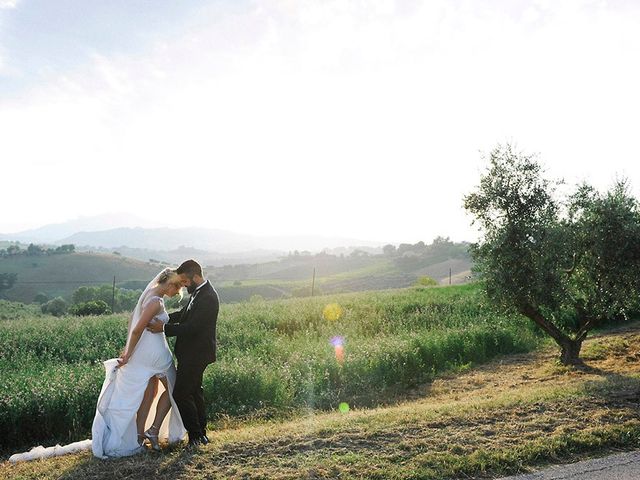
165, 280, 219, 440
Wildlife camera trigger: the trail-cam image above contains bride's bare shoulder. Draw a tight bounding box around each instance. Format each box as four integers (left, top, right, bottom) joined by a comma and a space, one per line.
142, 296, 164, 313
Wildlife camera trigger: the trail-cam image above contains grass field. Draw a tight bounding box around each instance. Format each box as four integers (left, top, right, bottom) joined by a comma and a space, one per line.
2, 323, 640, 479
0, 283, 540, 455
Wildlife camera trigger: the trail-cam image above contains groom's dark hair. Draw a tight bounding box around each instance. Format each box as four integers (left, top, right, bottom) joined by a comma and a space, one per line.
176, 259, 203, 278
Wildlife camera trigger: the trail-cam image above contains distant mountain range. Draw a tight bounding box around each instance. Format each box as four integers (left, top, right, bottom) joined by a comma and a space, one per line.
0, 214, 383, 257
0, 213, 165, 244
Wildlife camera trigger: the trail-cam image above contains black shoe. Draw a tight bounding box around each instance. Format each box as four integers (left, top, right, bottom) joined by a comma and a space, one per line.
200, 434, 209, 445
187, 436, 203, 447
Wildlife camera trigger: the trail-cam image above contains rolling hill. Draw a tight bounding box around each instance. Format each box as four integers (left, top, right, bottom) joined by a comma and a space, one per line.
0, 253, 161, 303
0, 246, 472, 305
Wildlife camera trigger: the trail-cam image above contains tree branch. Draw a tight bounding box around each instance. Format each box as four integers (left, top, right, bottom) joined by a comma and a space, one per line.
519, 303, 570, 345
562, 252, 578, 277
575, 318, 596, 343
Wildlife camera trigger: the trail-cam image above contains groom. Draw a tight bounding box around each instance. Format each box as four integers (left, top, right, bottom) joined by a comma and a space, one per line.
147, 259, 219, 446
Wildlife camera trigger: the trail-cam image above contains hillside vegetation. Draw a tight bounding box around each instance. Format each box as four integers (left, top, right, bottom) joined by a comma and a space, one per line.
0, 284, 539, 453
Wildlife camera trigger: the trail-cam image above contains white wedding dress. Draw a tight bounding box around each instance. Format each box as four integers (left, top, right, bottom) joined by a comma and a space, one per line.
10, 277, 186, 463
91, 295, 186, 458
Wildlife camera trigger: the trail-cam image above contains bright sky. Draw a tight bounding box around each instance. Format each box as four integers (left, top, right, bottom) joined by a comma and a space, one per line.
1, 0, 639, 244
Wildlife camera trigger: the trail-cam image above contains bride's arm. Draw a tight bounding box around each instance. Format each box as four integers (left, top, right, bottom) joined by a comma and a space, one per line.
120, 309, 135, 358
119, 300, 161, 366
121, 312, 135, 356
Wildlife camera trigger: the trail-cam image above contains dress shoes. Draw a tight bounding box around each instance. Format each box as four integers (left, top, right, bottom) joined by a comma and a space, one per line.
187, 436, 203, 447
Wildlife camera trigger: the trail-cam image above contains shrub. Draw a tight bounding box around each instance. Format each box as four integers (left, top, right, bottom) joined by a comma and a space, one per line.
70, 300, 110, 316
33, 293, 50, 304
41, 297, 68, 317
416, 276, 438, 287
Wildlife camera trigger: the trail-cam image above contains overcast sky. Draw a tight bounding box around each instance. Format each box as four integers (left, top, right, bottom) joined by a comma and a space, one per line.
1, 0, 639, 244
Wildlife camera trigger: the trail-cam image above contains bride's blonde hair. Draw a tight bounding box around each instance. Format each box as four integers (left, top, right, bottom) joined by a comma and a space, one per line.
156, 268, 183, 299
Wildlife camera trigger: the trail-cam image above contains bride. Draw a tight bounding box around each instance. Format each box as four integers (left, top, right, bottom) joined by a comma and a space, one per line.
10, 268, 187, 462
92, 267, 187, 457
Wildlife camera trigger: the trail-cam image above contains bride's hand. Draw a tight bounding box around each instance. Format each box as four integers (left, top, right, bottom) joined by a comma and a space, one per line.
117, 355, 129, 368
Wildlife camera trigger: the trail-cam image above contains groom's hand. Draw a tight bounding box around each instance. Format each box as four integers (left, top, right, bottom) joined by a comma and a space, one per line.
146, 319, 164, 333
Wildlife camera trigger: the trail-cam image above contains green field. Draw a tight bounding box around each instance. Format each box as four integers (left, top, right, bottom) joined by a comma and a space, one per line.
0, 283, 541, 454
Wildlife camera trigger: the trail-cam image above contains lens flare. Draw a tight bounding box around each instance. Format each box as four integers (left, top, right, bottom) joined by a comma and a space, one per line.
330, 336, 345, 365
334, 345, 344, 364
323, 303, 344, 322
339, 402, 350, 414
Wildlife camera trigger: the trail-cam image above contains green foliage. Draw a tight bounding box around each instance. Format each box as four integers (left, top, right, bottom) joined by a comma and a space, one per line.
416, 276, 438, 287
291, 285, 322, 297
0, 284, 541, 450
464, 144, 640, 363
1, 243, 75, 258
55, 244, 76, 254
40, 297, 68, 317
393, 237, 470, 272
71, 285, 141, 313
0, 272, 17, 292
0, 300, 43, 321
563, 181, 640, 323
27, 243, 44, 256
464, 145, 561, 312
382, 244, 396, 256
69, 300, 110, 316
33, 292, 50, 304
1, 244, 22, 256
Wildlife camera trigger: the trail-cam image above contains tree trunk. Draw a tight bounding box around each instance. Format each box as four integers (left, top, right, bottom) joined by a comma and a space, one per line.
558, 338, 583, 366
519, 303, 585, 365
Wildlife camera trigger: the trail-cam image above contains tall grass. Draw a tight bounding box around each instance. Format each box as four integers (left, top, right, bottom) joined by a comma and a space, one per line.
0, 284, 541, 451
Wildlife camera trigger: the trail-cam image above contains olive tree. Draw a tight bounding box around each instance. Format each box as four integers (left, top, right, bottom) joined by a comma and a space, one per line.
464, 144, 640, 364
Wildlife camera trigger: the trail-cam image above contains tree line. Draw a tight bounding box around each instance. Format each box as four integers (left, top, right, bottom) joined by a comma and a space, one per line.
383, 237, 470, 271
0, 243, 75, 257
39, 283, 183, 317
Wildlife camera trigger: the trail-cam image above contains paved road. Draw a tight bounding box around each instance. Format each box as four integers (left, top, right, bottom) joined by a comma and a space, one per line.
498, 451, 640, 479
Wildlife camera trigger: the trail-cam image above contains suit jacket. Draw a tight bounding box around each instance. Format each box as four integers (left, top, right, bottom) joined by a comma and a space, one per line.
165, 280, 219, 365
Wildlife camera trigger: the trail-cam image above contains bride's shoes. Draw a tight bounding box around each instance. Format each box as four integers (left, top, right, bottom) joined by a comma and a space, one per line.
143, 426, 160, 451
